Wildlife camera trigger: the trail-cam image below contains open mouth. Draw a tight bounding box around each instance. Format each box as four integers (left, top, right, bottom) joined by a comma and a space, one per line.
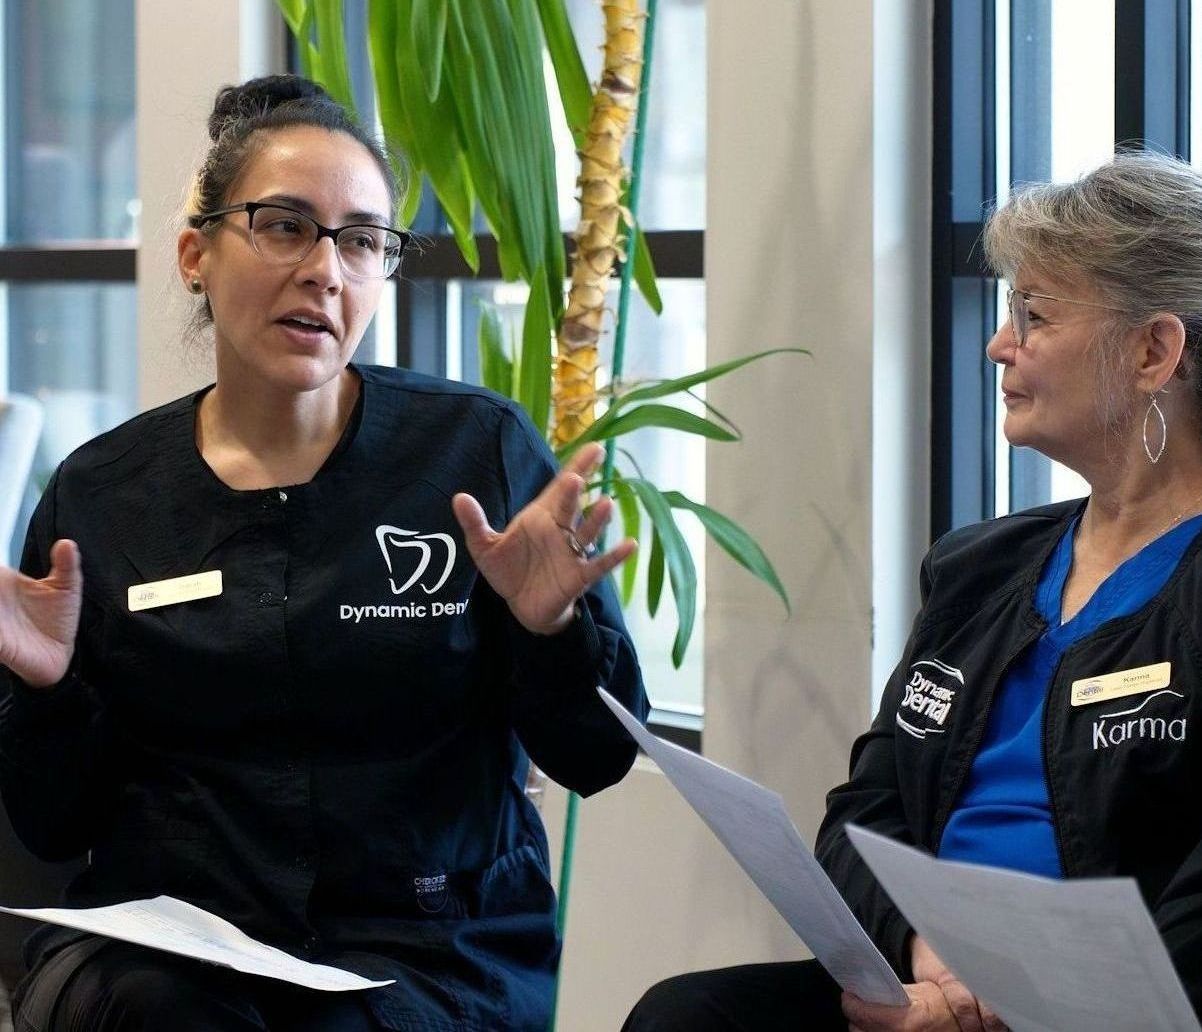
279, 314, 332, 335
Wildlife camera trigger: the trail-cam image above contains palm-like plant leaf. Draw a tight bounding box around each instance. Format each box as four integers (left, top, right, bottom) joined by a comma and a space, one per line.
662, 490, 789, 612
477, 302, 513, 398
610, 470, 641, 605
625, 477, 696, 667
558, 404, 739, 461
517, 262, 554, 434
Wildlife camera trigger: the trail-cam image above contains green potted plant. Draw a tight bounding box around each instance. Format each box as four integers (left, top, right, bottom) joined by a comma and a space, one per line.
276, 0, 799, 667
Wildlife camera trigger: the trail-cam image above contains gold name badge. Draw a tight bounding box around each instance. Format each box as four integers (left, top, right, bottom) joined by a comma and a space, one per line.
128, 570, 223, 612
1070, 661, 1171, 707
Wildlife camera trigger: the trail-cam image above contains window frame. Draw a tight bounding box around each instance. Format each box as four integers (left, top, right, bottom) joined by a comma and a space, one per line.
931, 0, 1192, 538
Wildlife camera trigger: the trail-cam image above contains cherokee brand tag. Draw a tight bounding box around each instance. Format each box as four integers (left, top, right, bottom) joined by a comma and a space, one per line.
1070, 662, 1171, 707
414, 873, 449, 914
128, 570, 223, 612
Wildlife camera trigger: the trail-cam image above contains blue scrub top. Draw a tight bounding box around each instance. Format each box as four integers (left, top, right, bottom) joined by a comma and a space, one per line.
937, 511, 1202, 877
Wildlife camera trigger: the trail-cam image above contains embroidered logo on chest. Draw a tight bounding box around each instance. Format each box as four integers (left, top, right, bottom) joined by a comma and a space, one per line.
336, 524, 471, 624
376, 525, 457, 595
1090, 690, 1187, 751
896, 658, 963, 740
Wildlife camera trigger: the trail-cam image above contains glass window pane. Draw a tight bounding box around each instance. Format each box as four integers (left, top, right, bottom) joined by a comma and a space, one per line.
1195, 0, 1202, 165
437, 277, 706, 712
1049, 0, 1114, 182
993, 0, 1111, 516
5, 0, 137, 242
5, 282, 138, 561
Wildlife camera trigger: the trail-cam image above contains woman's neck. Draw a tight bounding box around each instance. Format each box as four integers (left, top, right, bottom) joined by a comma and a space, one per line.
1078, 449, 1202, 567
196, 366, 361, 490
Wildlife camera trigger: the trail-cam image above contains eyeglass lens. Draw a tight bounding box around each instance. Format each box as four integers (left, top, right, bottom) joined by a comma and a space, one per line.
1007, 289, 1027, 347
250, 206, 402, 279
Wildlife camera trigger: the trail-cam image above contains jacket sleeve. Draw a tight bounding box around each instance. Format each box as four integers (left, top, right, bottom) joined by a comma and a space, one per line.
813, 547, 937, 981
0, 469, 119, 861
492, 406, 649, 797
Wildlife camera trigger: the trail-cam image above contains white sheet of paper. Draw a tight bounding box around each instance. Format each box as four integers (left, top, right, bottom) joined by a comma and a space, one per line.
846, 825, 1200, 1032
0, 896, 394, 992
599, 688, 907, 1005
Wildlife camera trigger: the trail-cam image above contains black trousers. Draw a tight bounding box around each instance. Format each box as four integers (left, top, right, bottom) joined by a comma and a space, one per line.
621, 959, 846, 1032
13, 937, 381, 1032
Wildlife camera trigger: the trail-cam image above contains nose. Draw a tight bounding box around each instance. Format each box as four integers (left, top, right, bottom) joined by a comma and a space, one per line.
294, 236, 344, 294
985, 321, 1016, 365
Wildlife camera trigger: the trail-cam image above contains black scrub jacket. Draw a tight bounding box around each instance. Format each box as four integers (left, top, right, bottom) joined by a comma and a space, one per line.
0, 364, 648, 1031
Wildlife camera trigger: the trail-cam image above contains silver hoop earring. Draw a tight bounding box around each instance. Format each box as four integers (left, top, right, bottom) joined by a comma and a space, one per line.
189, 278, 204, 294
1143, 392, 1168, 464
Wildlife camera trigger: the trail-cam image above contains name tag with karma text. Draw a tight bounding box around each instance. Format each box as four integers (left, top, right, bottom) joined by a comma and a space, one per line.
1070, 662, 1171, 707
128, 571, 223, 612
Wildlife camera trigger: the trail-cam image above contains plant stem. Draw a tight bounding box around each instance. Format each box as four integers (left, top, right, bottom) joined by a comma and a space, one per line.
552, 0, 646, 448
551, 6, 658, 1031
602, 0, 658, 493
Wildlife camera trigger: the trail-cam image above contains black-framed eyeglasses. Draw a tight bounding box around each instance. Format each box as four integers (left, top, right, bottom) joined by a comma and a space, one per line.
189, 202, 409, 280
1005, 287, 1126, 348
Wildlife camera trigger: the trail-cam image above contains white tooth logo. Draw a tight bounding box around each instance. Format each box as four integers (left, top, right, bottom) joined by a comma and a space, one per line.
375, 525, 456, 595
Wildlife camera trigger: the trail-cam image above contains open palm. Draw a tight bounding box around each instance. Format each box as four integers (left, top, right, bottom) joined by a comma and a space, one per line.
0, 539, 82, 688
452, 444, 635, 636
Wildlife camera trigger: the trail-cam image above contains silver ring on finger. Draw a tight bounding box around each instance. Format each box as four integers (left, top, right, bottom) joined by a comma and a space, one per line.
559, 524, 587, 558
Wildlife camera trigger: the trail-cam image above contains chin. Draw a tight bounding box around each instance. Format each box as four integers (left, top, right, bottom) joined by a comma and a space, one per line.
262, 353, 348, 394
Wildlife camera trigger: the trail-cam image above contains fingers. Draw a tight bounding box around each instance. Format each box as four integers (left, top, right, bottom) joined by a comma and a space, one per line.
979, 1003, 1008, 1032
563, 442, 605, 479
576, 496, 614, 547
581, 537, 637, 584
843, 982, 958, 1032
450, 494, 499, 557
46, 539, 82, 591
545, 444, 606, 526
938, 979, 985, 1032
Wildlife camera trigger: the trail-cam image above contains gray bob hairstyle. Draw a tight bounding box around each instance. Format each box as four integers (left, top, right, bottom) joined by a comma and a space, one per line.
984, 151, 1202, 366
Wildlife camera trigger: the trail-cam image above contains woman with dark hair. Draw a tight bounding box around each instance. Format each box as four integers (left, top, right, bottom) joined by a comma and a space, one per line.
625, 151, 1202, 1031
0, 74, 647, 1032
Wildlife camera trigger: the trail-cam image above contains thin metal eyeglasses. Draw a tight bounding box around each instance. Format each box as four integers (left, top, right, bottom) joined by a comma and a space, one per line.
1005, 287, 1126, 348
188, 202, 410, 280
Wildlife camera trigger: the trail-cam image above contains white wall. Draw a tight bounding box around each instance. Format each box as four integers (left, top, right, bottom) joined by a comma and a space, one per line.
543, 2, 932, 1029
134, 4, 931, 1029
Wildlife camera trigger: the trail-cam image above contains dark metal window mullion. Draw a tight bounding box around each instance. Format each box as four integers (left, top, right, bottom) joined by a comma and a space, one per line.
1115, 0, 1190, 157
931, 0, 997, 538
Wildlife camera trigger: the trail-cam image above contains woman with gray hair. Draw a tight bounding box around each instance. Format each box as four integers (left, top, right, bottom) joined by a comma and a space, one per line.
624, 150, 1202, 1031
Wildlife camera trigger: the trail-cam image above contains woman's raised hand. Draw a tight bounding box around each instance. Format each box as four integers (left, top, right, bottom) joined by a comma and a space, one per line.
451, 443, 636, 636
0, 540, 82, 688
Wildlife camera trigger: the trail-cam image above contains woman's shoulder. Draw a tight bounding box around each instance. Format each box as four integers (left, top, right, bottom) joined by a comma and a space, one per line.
55, 392, 197, 486
356, 364, 542, 448
358, 364, 521, 415
919, 498, 1083, 608
931, 499, 1082, 562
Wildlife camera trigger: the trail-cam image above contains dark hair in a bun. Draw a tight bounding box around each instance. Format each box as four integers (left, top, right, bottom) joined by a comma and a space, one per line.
187, 74, 399, 226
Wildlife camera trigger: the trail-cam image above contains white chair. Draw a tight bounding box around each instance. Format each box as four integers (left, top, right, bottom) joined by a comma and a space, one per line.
0, 394, 43, 561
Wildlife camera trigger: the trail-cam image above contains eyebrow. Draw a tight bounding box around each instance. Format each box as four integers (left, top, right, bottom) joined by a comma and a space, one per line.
257, 194, 391, 226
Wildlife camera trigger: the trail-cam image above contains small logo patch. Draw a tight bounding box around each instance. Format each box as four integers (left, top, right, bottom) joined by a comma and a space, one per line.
896, 658, 964, 740
376, 525, 457, 596
414, 873, 449, 914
